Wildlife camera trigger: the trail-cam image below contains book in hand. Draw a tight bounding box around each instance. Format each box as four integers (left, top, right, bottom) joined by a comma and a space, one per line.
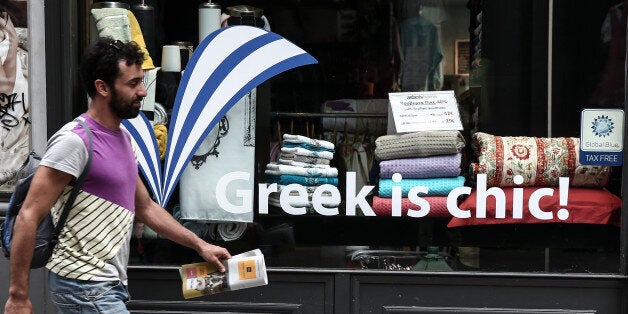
180, 249, 268, 299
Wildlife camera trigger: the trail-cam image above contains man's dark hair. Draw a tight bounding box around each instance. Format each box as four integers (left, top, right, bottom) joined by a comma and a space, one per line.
80, 37, 145, 97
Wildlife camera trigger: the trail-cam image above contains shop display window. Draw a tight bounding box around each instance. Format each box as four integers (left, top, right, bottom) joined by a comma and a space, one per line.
79, 0, 625, 274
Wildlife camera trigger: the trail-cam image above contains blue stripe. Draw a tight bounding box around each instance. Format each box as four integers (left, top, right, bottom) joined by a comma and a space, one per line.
163, 32, 284, 194
122, 115, 162, 202
164, 26, 253, 177
122, 121, 161, 201
161, 52, 317, 205
166, 26, 229, 140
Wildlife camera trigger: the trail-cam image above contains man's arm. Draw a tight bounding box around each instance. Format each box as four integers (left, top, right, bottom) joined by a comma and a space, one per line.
5, 166, 73, 314
134, 176, 231, 271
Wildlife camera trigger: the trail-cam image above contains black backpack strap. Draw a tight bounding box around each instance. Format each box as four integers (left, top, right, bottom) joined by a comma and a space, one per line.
53, 118, 93, 238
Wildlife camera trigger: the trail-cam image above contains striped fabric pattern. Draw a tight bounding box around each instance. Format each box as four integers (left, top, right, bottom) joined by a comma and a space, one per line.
122, 26, 317, 207
47, 187, 134, 280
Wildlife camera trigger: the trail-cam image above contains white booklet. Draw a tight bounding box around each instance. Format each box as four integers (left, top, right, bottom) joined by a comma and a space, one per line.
180, 249, 268, 299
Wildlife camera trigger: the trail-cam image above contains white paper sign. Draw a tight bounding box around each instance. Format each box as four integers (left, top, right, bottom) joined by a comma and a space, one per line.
388, 91, 463, 133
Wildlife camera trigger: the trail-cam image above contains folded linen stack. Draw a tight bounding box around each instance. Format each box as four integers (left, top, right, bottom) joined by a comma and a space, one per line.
372, 131, 467, 217
266, 134, 339, 212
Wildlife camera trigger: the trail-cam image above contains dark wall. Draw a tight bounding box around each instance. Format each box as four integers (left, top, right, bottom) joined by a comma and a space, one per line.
478, 0, 548, 136
552, 0, 623, 137
126, 268, 628, 314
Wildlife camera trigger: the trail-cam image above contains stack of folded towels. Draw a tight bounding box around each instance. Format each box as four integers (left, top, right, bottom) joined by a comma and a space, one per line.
372, 131, 467, 217
266, 134, 340, 212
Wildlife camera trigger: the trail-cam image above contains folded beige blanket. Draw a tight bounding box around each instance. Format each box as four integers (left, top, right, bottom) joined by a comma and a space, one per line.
374, 131, 466, 161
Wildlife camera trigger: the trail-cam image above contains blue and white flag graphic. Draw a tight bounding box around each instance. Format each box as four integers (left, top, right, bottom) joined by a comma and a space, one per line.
122, 112, 163, 203
124, 25, 317, 206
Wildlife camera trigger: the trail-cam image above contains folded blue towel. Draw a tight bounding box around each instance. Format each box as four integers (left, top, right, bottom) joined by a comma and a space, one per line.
282, 142, 335, 153
378, 176, 466, 197
266, 174, 339, 186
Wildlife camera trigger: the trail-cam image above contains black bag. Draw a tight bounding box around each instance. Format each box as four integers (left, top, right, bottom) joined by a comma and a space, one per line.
1, 118, 93, 268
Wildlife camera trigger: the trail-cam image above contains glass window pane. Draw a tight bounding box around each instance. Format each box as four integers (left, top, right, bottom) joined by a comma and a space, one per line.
85, 0, 623, 274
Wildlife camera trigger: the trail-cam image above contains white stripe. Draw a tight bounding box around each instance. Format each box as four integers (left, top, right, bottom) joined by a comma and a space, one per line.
164, 38, 307, 199
165, 27, 267, 187
123, 117, 162, 202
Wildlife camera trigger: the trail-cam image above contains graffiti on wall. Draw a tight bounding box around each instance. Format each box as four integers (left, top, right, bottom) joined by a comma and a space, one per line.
0, 1, 30, 195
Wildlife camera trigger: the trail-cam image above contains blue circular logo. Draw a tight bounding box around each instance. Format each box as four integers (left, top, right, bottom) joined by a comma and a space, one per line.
591, 115, 614, 137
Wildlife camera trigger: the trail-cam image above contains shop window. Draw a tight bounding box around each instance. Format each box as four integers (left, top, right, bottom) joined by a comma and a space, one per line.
84, 0, 624, 274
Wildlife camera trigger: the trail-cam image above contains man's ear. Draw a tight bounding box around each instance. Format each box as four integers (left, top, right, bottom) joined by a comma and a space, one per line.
94, 79, 110, 97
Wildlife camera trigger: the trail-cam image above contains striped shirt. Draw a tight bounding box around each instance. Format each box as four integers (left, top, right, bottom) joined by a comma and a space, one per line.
41, 114, 138, 283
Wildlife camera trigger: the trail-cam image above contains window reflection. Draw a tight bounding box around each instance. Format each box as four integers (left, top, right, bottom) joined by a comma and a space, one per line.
105, 0, 624, 274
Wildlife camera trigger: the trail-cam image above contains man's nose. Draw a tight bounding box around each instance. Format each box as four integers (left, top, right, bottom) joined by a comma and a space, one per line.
138, 82, 148, 97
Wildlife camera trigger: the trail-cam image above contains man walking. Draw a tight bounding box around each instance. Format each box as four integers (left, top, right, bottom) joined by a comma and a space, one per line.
4, 38, 231, 313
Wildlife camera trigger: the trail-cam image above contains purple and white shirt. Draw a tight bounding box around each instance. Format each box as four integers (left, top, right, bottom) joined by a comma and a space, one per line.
42, 114, 138, 284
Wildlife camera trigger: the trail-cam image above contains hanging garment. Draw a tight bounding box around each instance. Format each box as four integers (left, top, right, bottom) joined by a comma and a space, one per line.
349, 143, 370, 191
179, 90, 256, 223
398, 15, 443, 91
590, 2, 626, 105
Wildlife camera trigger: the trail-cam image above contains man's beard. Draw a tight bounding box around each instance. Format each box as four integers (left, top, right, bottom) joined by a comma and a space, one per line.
109, 88, 142, 119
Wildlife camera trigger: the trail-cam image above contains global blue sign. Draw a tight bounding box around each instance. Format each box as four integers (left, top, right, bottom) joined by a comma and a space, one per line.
580, 109, 624, 166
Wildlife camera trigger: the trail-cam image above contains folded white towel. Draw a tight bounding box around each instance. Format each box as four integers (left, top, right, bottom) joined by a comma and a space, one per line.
280, 146, 334, 160
283, 134, 335, 150
266, 162, 338, 177
91, 8, 131, 42
278, 158, 331, 169
277, 184, 319, 193
268, 189, 339, 208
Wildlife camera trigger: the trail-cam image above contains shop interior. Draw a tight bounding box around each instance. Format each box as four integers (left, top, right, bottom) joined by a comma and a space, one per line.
87, 0, 625, 273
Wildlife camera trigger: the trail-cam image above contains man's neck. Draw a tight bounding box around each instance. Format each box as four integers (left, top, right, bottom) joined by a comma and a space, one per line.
85, 99, 122, 130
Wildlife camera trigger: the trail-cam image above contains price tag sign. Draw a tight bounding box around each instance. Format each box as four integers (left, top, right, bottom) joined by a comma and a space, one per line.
580, 109, 624, 166
388, 91, 463, 133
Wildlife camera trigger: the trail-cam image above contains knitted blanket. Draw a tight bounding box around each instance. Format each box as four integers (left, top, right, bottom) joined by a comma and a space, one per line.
378, 176, 466, 197
379, 153, 461, 179
374, 131, 465, 161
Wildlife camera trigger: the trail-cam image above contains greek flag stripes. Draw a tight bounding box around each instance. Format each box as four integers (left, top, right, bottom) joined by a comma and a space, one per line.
123, 25, 317, 206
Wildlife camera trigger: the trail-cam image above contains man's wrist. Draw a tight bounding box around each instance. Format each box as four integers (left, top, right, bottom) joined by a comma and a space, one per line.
8, 286, 29, 300
192, 236, 208, 253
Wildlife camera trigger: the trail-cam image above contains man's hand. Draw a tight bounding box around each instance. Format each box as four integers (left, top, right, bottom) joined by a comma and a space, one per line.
4, 295, 33, 314
134, 177, 232, 272
197, 243, 231, 272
